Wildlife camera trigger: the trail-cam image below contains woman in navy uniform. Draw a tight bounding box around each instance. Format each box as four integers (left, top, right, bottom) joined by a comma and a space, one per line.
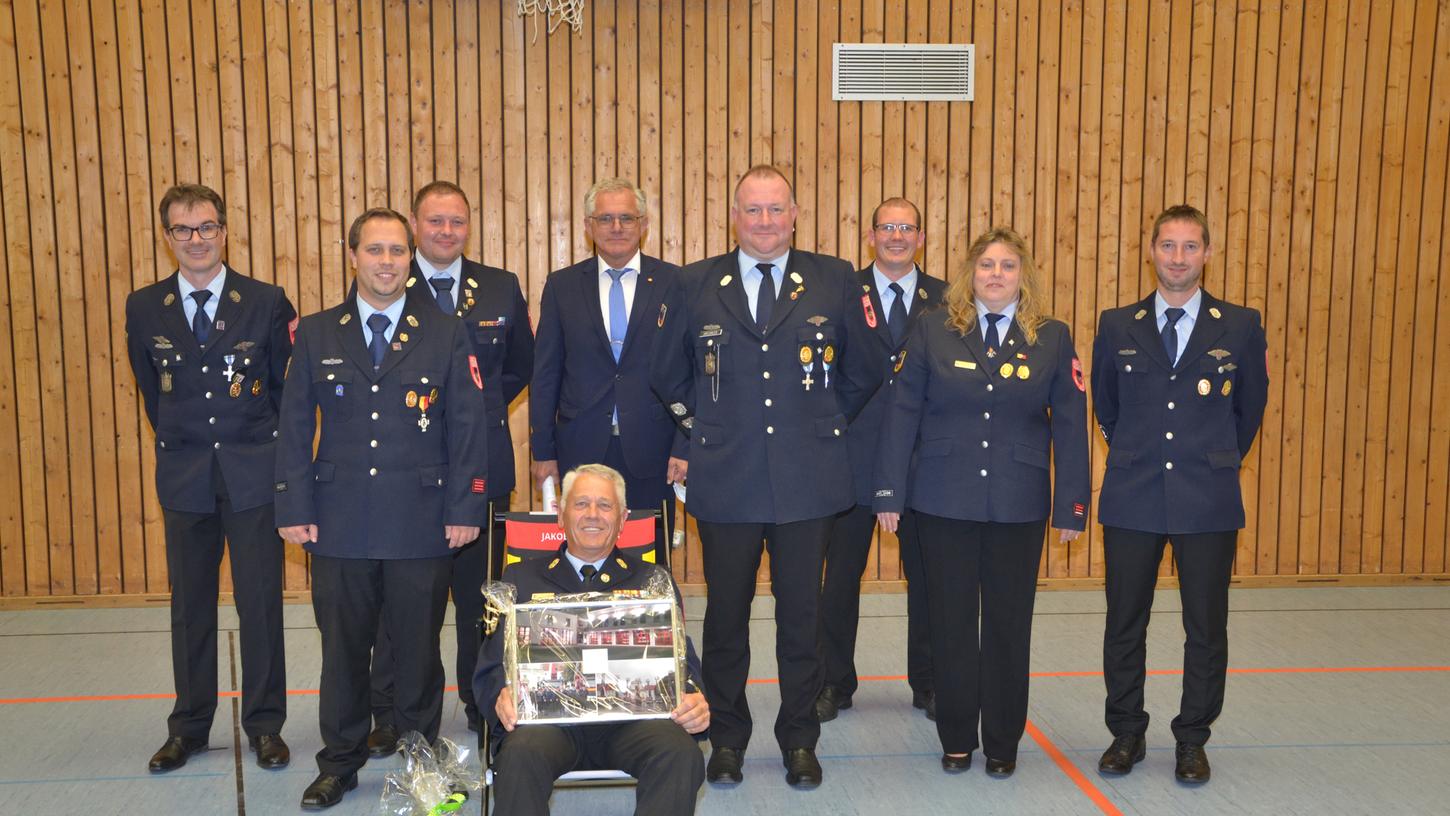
874, 227, 1089, 777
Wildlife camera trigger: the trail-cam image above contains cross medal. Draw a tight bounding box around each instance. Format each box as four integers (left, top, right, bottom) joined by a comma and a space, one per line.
222, 355, 236, 380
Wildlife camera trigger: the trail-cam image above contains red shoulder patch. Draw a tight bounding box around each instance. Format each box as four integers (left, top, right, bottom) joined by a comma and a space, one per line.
469, 354, 483, 390
861, 294, 878, 328
288, 316, 299, 344
1072, 357, 1086, 392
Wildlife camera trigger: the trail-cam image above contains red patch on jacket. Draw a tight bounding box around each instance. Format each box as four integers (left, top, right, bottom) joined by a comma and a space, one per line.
1071, 357, 1085, 392
469, 354, 483, 390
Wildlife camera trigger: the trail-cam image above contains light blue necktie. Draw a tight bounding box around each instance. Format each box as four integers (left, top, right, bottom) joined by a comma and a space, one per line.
607, 268, 629, 429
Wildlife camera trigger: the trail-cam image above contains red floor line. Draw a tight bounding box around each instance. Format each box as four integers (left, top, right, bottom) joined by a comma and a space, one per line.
6, 666, 1447, 704
1025, 719, 1123, 816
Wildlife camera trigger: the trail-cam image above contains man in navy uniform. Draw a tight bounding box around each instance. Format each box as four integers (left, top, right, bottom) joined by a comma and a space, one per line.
530, 179, 680, 564
366, 181, 534, 750
1091, 204, 1269, 785
275, 208, 489, 809
125, 183, 294, 774
652, 165, 881, 788
474, 464, 709, 815
815, 197, 944, 724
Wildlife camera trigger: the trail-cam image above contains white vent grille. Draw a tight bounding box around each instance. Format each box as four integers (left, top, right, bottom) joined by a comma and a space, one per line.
833, 43, 974, 102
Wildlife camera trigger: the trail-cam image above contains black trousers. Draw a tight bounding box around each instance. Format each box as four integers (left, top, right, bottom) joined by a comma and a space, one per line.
370, 498, 506, 729
916, 513, 1045, 760
311, 553, 451, 776
161, 474, 286, 741
696, 516, 832, 752
600, 432, 677, 567
819, 505, 933, 697
1102, 526, 1236, 746
492, 721, 705, 816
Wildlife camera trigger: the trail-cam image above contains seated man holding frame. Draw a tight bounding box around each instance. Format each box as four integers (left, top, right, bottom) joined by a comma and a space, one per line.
473, 464, 709, 815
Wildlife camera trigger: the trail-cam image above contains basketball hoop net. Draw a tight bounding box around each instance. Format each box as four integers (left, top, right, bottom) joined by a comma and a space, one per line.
518, 0, 584, 41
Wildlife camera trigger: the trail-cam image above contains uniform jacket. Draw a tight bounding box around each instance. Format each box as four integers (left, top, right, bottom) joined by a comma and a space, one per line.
873, 310, 1091, 529
408, 258, 533, 499
651, 248, 883, 524
846, 266, 947, 508
273, 291, 490, 558
529, 255, 681, 492
472, 544, 703, 741
1091, 291, 1269, 534
124, 266, 296, 514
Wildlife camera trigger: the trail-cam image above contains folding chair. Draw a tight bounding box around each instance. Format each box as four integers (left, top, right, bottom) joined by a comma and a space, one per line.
478, 509, 663, 814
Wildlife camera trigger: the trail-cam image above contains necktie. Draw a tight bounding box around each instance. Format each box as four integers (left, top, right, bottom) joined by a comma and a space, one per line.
429, 275, 455, 314
755, 262, 775, 332
190, 290, 213, 344
984, 312, 1004, 353
579, 564, 598, 587
887, 282, 908, 344
606, 268, 628, 363
367, 313, 391, 369
1162, 307, 1185, 366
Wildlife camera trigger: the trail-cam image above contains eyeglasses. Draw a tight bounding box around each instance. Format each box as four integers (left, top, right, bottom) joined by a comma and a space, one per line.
167, 222, 224, 241
873, 223, 920, 235
589, 214, 640, 228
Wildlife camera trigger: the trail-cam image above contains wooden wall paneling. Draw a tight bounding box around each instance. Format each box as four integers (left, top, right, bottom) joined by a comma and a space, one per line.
499, 7, 527, 314
0, 0, 27, 596
1224, 0, 1259, 572
813, 0, 838, 259
569, 0, 593, 259
1391, 0, 1440, 574
704, 0, 729, 259
750, 0, 772, 165
215, 1, 250, 272
943, 0, 970, 269
334, 3, 363, 266
921, 0, 949, 280
1341, 1, 1392, 573
1322, 0, 1372, 575
1113, 0, 1145, 311
898, 0, 925, 221
1012, 0, 1037, 238
967, 0, 990, 242
312, 3, 345, 307
162, 0, 197, 181
771, 0, 794, 177
546, 9, 571, 274
793, 0, 817, 251
288, 2, 322, 317
358, 1, 387, 205
1161, 0, 1192, 209
1054, 0, 1084, 576
1411, 0, 1450, 575
614, 0, 639, 185
191, 1, 223, 185
263, 0, 298, 327
1281, 0, 1324, 575
1261, 0, 1302, 576
239, 0, 274, 286
63, 0, 116, 595
383, 0, 410, 209
593, 0, 616, 181
837, 0, 861, 316
859, 0, 882, 264
1368, 0, 1418, 573
1033, 0, 1060, 288
432, 0, 457, 185
636, 0, 660, 259
682, 1, 705, 262
454, 0, 482, 258
1139, 0, 1168, 301
658, 0, 682, 265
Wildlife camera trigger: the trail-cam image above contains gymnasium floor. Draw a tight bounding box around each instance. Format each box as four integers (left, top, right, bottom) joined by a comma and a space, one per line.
2, 585, 1446, 815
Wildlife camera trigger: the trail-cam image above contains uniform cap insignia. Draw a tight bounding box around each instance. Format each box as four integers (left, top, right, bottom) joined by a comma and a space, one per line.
1134, 309, 1147, 320
405, 277, 416, 287
340, 313, 352, 325
1209, 307, 1223, 319
719, 274, 733, 287
407, 314, 420, 327
467, 278, 479, 289
163, 293, 176, 306
228, 289, 241, 303
789, 271, 803, 284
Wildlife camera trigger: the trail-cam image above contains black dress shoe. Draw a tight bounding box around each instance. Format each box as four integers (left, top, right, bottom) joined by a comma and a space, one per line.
940, 752, 973, 773
783, 748, 822, 788
1174, 742, 1211, 783
1097, 734, 1146, 775
813, 685, 853, 723
249, 734, 290, 769
706, 746, 744, 784
148, 736, 207, 773
301, 772, 358, 810
985, 757, 1016, 778
367, 723, 399, 758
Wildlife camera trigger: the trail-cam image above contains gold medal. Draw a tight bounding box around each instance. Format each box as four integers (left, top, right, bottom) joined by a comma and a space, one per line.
467, 277, 479, 289
406, 390, 418, 408
823, 345, 835, 364
429, 387, 439, 402
406, 315, 419, 327
1016, 365, 1030, 380
340, 312, 352, 325
229, 380, 243, 398
1221, 379, 1232, 396
160, 370, 173, 393
398, 332, 409, 343
894, 351, 907, 373
999, 363, 1015, 379
704, 350, 717, 375
163, 293, 176, 306
251, 380, 262, 396
799, 346, 813, 365
1209, 307, 1222, 319
1197, 378, 1211, 396
228, 289, 241, 303
599, 573, 611, 584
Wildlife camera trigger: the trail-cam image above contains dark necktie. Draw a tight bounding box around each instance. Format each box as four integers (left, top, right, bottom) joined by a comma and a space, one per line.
606, 268, 628, 362
1162, 307, 1185, 366
579, 564, 598, 588
754, 262, 775, 332
367, 313, 391, 369
190, 290, 213, 344
887, 282, 908, 344
984, 312, 1004, 353
429, 275, 455, 313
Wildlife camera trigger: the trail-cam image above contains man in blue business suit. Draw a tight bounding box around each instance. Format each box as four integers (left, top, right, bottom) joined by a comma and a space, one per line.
652, 166, 882, 789
366, 181, 535, 749
530, 179, 680, 562
1091, 205, 1269, 785
815, 197, 945, 724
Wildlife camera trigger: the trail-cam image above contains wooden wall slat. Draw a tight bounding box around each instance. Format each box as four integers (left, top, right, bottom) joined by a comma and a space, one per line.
4, 0, 1450, 598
